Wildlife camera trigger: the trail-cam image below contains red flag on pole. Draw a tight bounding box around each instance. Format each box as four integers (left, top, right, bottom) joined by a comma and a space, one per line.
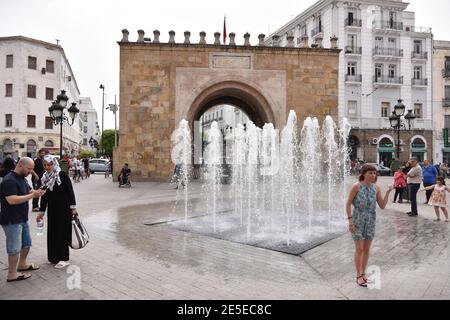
223, 16, 227, 44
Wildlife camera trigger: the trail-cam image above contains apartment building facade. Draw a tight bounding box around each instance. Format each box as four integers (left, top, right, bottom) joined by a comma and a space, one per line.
433, 40, 450, 164
78, 97, 100, 155
0, 36, 82, 160
268, 0, 433, 165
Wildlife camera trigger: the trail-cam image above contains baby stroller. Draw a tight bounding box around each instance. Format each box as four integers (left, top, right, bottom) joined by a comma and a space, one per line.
118, 173, 131, 188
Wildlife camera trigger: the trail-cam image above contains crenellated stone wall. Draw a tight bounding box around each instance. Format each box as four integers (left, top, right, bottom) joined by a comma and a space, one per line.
116, 29, 340, 181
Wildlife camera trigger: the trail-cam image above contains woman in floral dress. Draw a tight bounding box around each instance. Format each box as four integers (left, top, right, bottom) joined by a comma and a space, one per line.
345, 164, 393, 287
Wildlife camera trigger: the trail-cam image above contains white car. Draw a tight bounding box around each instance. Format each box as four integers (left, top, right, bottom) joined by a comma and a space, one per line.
88, 159, 110, 173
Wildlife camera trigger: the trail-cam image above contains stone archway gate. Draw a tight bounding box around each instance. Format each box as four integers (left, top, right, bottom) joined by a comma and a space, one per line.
115, 29, 340, 181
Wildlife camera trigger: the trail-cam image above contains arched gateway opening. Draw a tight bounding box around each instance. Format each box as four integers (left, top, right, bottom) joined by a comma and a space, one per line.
187, 81, 276, 128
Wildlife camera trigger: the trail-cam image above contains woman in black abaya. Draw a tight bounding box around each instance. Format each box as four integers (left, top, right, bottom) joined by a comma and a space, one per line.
37, 155, 77, 268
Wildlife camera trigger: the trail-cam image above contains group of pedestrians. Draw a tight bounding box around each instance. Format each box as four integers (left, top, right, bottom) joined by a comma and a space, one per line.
70, 157, 90, 183
346, 156, 450, 288
0, 153, 78, 282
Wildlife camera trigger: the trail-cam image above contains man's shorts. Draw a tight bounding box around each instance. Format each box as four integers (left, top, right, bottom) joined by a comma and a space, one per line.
1, 222, 32, 256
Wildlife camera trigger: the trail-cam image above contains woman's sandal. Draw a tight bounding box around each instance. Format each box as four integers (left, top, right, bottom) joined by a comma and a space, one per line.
356, 275, 367, 287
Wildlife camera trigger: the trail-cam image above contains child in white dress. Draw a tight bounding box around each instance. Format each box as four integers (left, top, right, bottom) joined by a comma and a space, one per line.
421, 176, 450, 222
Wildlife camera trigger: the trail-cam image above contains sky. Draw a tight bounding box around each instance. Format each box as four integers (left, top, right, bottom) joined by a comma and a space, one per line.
1, 0, 450, 130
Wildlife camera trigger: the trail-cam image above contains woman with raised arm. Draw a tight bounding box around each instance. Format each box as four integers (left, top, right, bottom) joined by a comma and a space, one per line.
345, 164, 393, 287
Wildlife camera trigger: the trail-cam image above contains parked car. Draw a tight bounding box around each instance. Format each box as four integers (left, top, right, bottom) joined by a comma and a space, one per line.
365, 163, 392, 176
89, 158, 110, 173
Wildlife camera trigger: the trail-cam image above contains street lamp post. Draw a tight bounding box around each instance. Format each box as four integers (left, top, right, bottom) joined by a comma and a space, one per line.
48, 90, 80, 158
389, 99, 416, 160
99, 84, 105, 156
107, 95, 119, 148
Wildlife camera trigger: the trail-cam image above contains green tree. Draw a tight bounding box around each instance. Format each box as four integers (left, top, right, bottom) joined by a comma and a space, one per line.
99, 129, 119, 157
79, 149, 95, 159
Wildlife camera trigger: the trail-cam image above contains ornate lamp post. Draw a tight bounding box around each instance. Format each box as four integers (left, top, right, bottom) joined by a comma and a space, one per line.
48, 90, 80, 158
389, 99, 416, 160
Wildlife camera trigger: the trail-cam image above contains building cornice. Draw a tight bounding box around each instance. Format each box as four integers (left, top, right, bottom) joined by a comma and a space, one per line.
0, 36, 81, 96
267, 0, 410, 39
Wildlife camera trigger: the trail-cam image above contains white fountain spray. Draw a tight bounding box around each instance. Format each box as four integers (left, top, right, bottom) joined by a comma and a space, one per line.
280, 111, 297, 245
204, 121, 223, 232
323, 116, 339, 231
171, 119, 191, 226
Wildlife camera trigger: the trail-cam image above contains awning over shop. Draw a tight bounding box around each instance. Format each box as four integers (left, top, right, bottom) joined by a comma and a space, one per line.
378, 148, 395, 153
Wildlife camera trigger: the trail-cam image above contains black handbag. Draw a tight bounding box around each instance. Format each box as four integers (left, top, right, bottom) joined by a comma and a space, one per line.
70, 215, 89, 249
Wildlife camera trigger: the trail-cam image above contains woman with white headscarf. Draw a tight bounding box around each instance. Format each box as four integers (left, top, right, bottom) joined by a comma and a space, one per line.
37, 155, 77, 269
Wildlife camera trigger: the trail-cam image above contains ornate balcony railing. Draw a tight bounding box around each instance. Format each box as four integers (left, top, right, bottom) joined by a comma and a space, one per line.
373, 20, 403, 30
345, 74, 362, 82
443, 99, 450, 107
373, 47, 403, 57
412, 78, 428, 86
345, 18, 362, 27
373, 76, 403, 85
345, 46, 362, 54
411, 51, 428, 59
311, 26, 323, 37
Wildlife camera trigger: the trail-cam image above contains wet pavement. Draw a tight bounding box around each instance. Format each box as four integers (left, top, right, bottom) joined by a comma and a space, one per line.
0, 174, 449, 300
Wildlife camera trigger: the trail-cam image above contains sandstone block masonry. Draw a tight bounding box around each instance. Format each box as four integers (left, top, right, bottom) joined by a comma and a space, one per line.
116, 29, 340, 181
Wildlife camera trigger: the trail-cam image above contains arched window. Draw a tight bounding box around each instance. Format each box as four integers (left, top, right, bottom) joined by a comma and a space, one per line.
44, 140, 54, 147
2, 139, 14, 153
26, 139, 37, 158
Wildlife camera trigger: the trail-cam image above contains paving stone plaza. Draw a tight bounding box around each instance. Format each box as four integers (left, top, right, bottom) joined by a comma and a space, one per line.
0, 174, 449, 300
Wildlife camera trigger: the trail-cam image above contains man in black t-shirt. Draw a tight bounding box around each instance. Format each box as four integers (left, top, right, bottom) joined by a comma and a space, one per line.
82, 157, 90, 179
0, 157, 46, 282
31, 149, 48, 211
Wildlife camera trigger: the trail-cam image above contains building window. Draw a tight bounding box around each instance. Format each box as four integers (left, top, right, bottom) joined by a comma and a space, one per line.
347, 62, 357, 76
445, 85, 450, 99
45, 117, 53, 129
375, 37, 383, 49
388, 64, 396, 78
27, 85, 37, 98
45, 87, 54, 100
414, 40, 422, 53
375, 64, 383, 79
5, 84, 13, 97
445, 57, 450, 73
6, 54, 13, 68
83, 126, 88, 134
5, 114, 12, 127
381, 102, 390, 118
83, 138, 88, 145
348, 8, 356, 25
347, 101, 358, 117
388, 38, 396, 49
414, 66, 422, 79
46, 60, 54, 73
45, 140, 54, 147
445, 115, 450, 129
28, 56, 37, 70
27, 115, 36, 128
414, 103, 423, 118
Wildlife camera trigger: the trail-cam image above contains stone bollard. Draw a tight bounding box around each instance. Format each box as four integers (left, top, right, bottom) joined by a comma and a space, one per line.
330, 35, 338, 49
287, 35, 295, 47
199, 31, 206, 44
214, 32, 221, 45
184, 31, 191, 44
229, 33, 236, 45
137, 29, 145, 43
315, 36, 323, 48
258, 34, 265, 46
121, 29, 129, 42
301, 36, 309, 48
244, 33, 251, 46
153, 30, 160, 44
169, 30, 176, 44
